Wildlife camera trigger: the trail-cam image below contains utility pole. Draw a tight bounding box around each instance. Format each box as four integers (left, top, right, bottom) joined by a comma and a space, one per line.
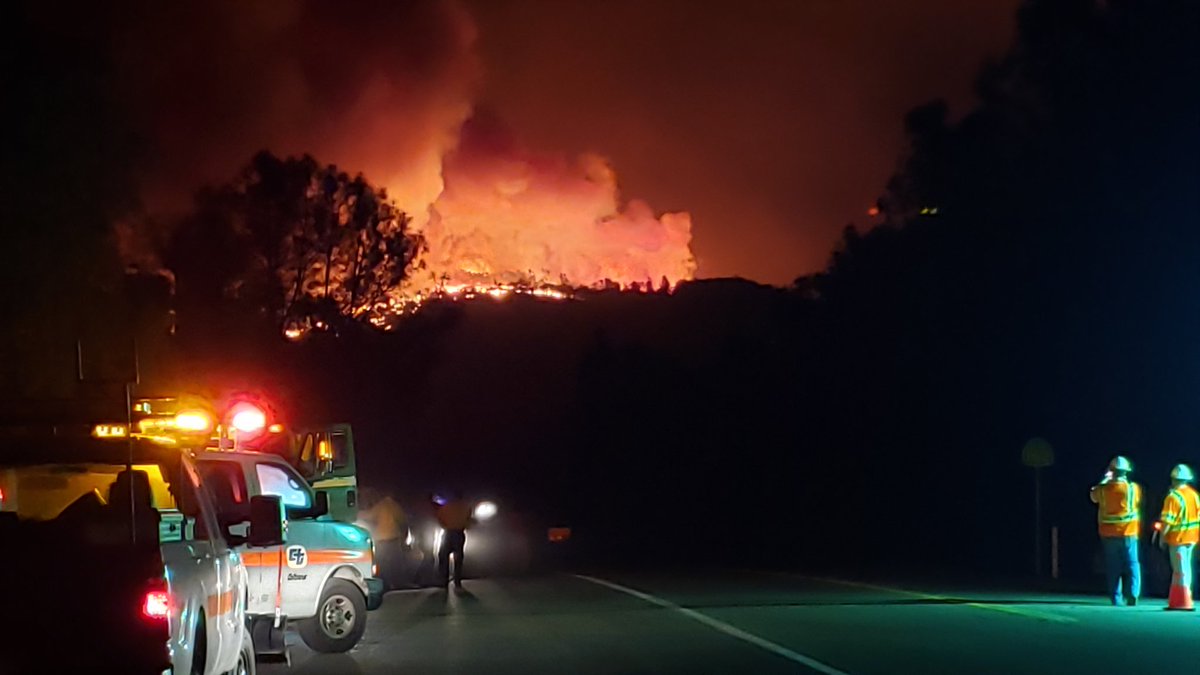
1034, 467, 1042, 576
1022, 438, 1055, 577
78, 338, 141, 541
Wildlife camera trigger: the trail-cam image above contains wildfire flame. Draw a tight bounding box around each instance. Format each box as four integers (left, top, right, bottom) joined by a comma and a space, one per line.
262, 118, 699, 338
368, 282, 574, 324
395, 115, 697, 307
301, 115, 699, 332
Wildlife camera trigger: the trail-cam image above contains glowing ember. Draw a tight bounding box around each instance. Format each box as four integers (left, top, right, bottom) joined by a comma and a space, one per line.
382, 282, 576, 317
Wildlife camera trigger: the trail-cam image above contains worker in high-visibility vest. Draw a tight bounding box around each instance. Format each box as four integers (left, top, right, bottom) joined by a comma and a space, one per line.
1155, 464, 1199, 611
1089, 456, 1142, 606
435, 493, 474, 589
360, 490, 408, 590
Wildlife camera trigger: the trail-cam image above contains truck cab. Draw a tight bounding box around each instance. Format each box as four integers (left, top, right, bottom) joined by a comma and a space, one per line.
275, 423, 359, 523
194, 449, 383, 654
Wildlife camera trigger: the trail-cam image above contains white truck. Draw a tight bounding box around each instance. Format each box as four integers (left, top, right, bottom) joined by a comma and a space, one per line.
0, 433, 285, 674
194, 449, 383, 654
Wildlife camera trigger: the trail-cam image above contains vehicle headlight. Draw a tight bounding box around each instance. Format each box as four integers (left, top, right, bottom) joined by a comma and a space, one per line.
473, 501, 497, 521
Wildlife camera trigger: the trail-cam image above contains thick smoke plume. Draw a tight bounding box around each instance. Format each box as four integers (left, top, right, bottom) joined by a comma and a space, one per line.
114, 0, 477, 220
111, 0, 694, 297
418, 114, 695, 292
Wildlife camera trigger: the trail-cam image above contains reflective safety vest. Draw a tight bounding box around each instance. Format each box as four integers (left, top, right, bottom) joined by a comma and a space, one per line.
363, 495, 406, 542
436, 500, 473, 531
1092, 480, 1141, 538
1159, 484, 1200, 546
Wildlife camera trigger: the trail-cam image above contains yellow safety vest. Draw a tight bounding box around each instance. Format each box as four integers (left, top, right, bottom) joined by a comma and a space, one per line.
1093, 480, 1140, 538
1160, 485, 1200, 546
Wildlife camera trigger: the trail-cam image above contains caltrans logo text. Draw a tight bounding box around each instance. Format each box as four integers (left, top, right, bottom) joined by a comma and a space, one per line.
286, 545, 308, 569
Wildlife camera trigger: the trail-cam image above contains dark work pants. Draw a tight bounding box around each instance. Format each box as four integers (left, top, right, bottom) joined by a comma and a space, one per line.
375, 538, 404, 589
1101, 536, 1141, 604
439, 529, 466, 585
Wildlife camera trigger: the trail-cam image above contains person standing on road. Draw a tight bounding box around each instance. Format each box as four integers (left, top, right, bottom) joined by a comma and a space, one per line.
436, 493, 474, 589
361, 490, 408, 590
1090, 456, 1142, 606
1154, 464, 1199, 610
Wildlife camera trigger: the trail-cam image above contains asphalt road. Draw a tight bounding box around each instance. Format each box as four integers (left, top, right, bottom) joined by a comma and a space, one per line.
261, 571, 1200, 674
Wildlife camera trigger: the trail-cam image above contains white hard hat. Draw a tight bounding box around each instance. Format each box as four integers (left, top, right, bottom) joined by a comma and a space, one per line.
1171, 464, 1195, 482
1109, 456, 1133, 472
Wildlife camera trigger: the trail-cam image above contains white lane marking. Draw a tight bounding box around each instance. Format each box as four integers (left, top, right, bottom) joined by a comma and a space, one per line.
794, 575, 1077, 624
573, 574, 853, 675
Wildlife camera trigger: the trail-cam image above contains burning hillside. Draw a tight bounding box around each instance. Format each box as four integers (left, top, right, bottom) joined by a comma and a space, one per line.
406, 115, 696, 300
312, 115, 697, 325
377, 116, 696, 318
106, 0, 696, 330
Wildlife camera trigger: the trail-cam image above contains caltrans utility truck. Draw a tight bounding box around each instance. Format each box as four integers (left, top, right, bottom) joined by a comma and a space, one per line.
95, 394, 381, 656
193, 448, 382, 654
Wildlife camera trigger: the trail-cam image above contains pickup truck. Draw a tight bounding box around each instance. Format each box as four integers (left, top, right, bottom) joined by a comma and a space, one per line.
0, 434, 284, 674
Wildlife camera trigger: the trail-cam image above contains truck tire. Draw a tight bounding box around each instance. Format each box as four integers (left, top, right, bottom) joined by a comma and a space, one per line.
228, 630, 256, 675
191, 612, 207, 675
297, 579, 367, 653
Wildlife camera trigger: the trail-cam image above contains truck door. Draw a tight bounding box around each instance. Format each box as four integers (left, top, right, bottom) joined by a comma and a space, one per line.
197, 458, 278, 618
170, 459, 238, 673
184, 459, 243, 673
293, 425, 358, 522
249, 460, 329, 617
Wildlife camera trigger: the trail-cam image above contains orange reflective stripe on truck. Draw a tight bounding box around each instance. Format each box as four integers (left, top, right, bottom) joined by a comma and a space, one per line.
239, 549, 366, 567
307, 549, 368, 565
240, 551, 283, 568
205, 589, 238, 618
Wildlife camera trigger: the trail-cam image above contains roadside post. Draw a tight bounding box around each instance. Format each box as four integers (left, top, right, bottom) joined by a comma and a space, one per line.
1050, 525, 1059, 580
1021, 438, 1055, 577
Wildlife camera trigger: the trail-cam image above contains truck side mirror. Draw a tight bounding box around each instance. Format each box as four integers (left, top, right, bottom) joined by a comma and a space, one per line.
311, 491, 329, 518
248, 495, 285, 547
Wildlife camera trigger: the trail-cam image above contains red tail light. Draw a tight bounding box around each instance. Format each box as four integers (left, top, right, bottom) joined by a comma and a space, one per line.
142, 590, 170, 620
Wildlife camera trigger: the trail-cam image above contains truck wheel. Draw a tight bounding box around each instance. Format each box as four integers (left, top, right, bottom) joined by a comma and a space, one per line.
228, 630, 256, 675
191, 612, 207, 675
298, 579, 367, 653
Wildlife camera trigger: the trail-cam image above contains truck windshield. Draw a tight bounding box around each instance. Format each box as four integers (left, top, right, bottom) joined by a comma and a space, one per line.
0, 438, 211, 545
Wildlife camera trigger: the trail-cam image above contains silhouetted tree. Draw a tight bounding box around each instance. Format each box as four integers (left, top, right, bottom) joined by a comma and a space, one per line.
803, 0, 1200, 576
164, 151, 424, 337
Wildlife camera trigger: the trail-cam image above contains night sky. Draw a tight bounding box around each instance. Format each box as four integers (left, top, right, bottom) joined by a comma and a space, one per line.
467, 0, 1019, 283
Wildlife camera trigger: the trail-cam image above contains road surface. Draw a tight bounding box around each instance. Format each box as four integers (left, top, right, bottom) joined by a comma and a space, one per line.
262, 571, 1200, 674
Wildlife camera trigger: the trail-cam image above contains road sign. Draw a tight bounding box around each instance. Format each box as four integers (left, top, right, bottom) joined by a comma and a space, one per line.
1021, 438, 1055, 468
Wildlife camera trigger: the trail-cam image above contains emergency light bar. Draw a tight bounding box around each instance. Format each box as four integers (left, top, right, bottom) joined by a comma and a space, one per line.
92, 424, 128, 439
94, 409, 213, 443
114, 393, 287, 452
174, 411, 214, 433
230, 405, 266, 434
